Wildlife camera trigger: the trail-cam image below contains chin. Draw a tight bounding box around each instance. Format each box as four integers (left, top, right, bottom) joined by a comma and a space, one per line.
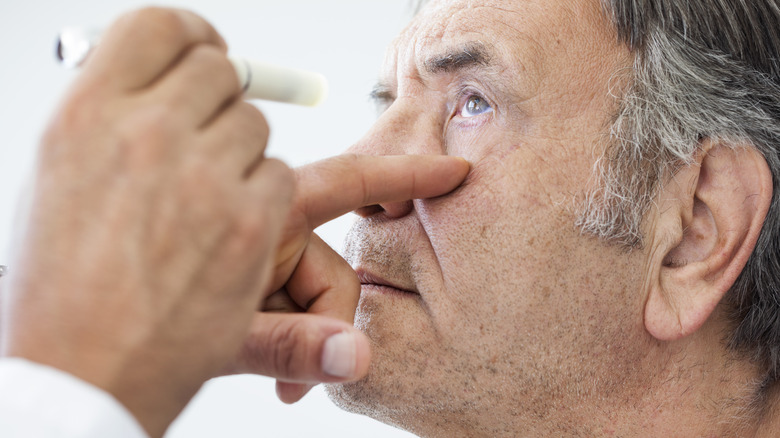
324, 314, 436, 433
323, 375, 407, 430
324, 379, 378, 416
325, 375, 442, 438
324, 325, 476, 437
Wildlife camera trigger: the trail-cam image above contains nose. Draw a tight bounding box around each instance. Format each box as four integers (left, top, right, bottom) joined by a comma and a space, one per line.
347, 98, 444, 219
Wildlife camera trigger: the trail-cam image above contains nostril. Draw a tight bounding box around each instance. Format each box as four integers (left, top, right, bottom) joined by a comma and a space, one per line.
353, 201, 414, 219
378, 200, 414, 219
355, 204, 384, 218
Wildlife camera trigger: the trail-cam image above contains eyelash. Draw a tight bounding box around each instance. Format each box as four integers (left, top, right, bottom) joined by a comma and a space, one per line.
370, 87, 494, 125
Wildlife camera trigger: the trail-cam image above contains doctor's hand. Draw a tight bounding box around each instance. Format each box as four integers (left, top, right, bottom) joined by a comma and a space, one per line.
224, 154, 470, 403
1, 8, 292, 438
0, 5, 470, 437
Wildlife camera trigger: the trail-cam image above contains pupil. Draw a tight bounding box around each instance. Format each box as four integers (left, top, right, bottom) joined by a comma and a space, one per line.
468, 97, 482, 113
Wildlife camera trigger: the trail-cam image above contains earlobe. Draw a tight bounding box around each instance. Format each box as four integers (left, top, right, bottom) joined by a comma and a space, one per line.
643, 140, 772, 341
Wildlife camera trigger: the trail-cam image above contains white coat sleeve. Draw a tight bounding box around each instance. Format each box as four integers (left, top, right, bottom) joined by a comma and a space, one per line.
0, 357, 149, 437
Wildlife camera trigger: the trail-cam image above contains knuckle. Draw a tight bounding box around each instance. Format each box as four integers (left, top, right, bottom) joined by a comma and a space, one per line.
180, 45, 240, 94
267, 158, 294, 182
267, 320, 314, 379
139, 7, 186, 30
219, 103, 269, 148
119, 7, 189, 47
210, 50, 242, 92
116, 7, 163, 29
236, 103, 269, 134
187, 43, 224, 66
264, 159, 296, 201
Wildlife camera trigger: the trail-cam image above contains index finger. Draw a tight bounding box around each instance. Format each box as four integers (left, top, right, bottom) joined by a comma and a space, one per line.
294, 154, 470, 228
85, 7, 227, 91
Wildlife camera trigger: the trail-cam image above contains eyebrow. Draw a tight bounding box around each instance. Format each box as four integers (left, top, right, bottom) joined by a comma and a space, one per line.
369, 42, 495, 104
423, 42, 493, 74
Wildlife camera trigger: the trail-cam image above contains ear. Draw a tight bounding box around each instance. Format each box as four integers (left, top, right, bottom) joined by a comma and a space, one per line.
643, 139, 773, 341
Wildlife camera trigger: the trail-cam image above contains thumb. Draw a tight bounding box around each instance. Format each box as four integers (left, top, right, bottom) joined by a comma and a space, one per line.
225, 312, 371, 383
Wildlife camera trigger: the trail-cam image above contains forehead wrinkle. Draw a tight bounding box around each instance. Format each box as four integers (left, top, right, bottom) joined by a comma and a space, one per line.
413, 5, 542, 86
379, 0, 555, 106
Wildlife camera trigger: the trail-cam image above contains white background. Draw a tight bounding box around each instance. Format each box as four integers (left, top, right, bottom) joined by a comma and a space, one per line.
0, 1, 416, 437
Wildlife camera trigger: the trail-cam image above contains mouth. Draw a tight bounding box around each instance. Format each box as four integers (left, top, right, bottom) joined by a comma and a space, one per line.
355, 269, 419, 297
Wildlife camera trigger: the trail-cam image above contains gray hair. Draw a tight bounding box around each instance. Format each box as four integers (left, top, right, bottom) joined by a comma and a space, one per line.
411, 0, 780, 390
581, 0, 780, 391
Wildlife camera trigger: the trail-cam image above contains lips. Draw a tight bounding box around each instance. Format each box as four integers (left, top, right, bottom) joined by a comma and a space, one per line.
355, 269, 419, 296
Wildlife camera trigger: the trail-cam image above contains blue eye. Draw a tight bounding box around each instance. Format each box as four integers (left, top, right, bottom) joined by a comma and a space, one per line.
459, 94, 493, 118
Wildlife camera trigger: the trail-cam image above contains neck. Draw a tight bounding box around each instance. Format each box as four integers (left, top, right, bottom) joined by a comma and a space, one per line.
744, 381, 780, 438
597, 341, 778, 437
407, 339, 779, 437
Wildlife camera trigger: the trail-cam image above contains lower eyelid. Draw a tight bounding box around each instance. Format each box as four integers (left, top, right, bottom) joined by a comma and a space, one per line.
451, 112, 493, 130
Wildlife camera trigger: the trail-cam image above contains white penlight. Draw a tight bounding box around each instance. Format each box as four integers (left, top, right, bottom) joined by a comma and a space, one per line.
228, 56, 328, 107
56, 27, 328, 107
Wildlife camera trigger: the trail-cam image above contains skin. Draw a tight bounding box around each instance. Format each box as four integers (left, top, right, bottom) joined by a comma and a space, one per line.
0, 7, 470, 437
326, 0, 780, 436
4, 3, 779, 437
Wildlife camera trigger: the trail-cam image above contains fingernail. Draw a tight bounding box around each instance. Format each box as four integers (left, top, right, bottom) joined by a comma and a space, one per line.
322, 331, 357, 378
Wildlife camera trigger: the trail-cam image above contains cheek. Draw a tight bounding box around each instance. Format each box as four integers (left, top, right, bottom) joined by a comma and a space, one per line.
416, 157, 575, 338
444, 114, 524, 159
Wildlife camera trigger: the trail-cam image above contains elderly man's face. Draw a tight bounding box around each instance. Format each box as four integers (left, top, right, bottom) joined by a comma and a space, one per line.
328, 0, 646, 434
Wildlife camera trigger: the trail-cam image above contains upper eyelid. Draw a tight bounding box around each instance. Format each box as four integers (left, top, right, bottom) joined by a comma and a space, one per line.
368, 83, 494, 116
454, 87, 492, 109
